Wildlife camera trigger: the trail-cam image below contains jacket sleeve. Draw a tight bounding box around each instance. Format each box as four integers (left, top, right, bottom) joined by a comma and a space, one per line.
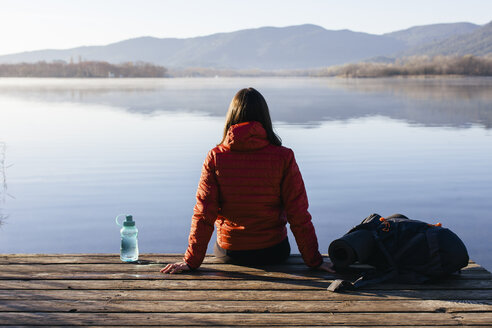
281, 149, 323, 268
183, 150, 220, 269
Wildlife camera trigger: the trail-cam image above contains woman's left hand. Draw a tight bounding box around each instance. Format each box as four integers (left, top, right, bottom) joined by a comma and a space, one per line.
160, 261, 190, 274
317, 261, 336, 273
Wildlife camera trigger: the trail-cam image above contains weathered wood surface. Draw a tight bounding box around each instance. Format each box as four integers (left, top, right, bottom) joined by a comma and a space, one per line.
0, 254, 491, 327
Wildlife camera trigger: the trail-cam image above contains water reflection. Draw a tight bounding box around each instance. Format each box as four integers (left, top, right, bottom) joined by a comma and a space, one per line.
0, 77, 491, 128
328, 77, 492, 129
0, 142, 10, 224
330, 77, 492, 101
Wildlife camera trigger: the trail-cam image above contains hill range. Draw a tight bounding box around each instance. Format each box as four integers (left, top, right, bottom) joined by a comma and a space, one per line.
0, 21, 490, 70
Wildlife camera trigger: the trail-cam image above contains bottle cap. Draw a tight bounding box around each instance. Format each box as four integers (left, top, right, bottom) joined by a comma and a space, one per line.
123, 215, 135, 227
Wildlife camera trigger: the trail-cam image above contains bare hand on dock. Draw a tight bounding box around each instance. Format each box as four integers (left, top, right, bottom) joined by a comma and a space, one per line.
317, 261, 336, 273
160, 262, 190, 274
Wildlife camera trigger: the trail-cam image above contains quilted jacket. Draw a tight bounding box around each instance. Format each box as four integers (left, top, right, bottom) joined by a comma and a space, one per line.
183, 121, 323, 269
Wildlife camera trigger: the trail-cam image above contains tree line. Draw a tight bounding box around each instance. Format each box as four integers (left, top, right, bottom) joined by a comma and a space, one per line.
0, 55, 491, 78
168, 55, 492, 77
0, 61, 167, 78
313, 55, 492, 78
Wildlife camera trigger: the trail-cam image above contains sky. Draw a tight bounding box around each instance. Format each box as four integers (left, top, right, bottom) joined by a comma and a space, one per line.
0, 0, 491, 56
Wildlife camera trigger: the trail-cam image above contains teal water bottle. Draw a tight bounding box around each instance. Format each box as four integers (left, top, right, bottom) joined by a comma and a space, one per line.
116, 214, 139, 262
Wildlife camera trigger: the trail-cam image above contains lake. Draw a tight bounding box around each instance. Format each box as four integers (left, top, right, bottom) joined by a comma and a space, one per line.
0, 77, 491, 270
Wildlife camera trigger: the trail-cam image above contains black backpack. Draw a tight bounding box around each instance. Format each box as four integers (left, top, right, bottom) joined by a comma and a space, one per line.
327, 213, 469, 292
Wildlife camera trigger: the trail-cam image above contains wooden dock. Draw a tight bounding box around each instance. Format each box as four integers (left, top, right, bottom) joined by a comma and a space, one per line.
0, 254, 491, 327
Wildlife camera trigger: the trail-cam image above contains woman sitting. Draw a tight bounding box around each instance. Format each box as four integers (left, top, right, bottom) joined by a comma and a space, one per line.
161, 87, 333, 273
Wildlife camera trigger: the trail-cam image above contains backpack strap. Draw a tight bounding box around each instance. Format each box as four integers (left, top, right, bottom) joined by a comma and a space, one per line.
404, 228, 443, 276
393, 232, 426, 261
327, 269, 397, 292
372, 230, 397, 268
327, 279, 355, 292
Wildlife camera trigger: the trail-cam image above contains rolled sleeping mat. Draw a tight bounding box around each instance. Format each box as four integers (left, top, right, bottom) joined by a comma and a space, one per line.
328, 229, 375, 268
436, 227, 469, 274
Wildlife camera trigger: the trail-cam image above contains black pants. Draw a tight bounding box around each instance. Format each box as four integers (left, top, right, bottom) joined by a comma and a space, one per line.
214, 237, 291, 266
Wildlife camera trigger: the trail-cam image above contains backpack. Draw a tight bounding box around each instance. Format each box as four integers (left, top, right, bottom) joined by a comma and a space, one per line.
327, 213, 469, 292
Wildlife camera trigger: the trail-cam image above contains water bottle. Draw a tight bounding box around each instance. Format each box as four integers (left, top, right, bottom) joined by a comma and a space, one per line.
116, 214, 139, 262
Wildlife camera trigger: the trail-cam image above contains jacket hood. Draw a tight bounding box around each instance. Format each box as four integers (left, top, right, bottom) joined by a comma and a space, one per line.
223, 121, 270, 151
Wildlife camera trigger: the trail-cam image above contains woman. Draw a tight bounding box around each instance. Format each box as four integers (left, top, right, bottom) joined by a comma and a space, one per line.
161, 88, 334, 274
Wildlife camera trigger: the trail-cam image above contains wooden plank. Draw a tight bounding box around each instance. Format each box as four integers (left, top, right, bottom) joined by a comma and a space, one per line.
0, 263, 487, 274
1, 289, 492, 301
1, 278, 491, 290
0, 263, 362, 271
0, 271, 488, 281
0, 262, 487, 280
8, 326, 487, 328
0, 254, 483, 269
1, 253, 193, 258
0, 279, 329, 290
0, 263, 336, 273
0, 299, 490, 313
0, 270, 336, 280
1, 312, 491, 326
0, 254, 305, 264
0, 272, 327, 281
0, 263, 487, 280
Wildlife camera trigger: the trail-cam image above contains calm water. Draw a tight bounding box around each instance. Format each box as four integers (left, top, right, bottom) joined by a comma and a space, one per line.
0, 77, 491, 270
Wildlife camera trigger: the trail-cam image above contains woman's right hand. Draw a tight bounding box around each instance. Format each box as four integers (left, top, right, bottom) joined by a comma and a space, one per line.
160, 262, 190, 274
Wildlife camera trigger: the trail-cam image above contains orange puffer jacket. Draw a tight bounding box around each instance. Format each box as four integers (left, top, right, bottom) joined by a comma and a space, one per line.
183, 121, 323, 269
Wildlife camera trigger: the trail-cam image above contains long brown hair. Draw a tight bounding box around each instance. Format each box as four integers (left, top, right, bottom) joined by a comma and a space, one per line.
220, 88, 282, 146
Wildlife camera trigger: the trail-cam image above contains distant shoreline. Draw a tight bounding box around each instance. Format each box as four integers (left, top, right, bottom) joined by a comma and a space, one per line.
1, 55, 491, 78
0, 61, 167, 78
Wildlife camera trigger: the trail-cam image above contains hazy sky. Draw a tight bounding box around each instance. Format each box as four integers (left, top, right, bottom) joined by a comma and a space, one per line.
1, 0, 491, 56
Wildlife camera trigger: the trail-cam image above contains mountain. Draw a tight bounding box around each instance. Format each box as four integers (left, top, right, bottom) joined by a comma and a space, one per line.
384, 22, 480, 47
1, 22, 490, 71
401, 21, 492, 56
0, 24, 406, 69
